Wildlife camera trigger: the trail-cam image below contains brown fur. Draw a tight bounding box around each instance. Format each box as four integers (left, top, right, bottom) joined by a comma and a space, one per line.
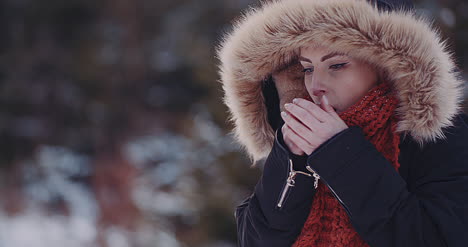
216, 0, 465, 163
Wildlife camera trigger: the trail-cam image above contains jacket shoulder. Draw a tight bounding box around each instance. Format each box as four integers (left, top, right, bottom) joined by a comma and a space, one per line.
401, 112, 468, 153
423, 112, 468, 152
399, 112, 468, 184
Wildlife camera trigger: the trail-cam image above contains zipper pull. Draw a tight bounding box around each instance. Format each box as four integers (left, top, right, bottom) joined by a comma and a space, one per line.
277, 159, 313, 208
306, 165, 320, 189
277, 170, 296, 208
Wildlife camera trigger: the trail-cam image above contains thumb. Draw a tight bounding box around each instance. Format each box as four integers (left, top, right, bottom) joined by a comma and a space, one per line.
320, 95, 335, 113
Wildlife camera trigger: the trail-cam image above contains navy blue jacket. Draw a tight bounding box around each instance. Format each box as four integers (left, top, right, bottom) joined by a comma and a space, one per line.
236, 113, 468, 246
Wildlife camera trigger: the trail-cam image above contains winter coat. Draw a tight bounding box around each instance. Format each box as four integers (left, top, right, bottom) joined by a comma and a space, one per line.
216, 0, 468, 246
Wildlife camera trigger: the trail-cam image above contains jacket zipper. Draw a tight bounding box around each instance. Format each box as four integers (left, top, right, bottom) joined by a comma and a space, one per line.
306, 165, 353, 217
276, 159, 312, 209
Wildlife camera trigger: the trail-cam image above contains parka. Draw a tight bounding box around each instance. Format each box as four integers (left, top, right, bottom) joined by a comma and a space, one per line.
216, 0, 468, 246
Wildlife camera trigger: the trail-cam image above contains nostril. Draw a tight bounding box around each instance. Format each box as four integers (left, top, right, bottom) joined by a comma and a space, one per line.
312, 89, 326, 97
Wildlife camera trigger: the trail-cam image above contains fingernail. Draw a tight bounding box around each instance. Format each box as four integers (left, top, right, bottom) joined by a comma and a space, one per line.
323, 95, 329, 105
281, 111, 287, 117
284, 103, 291, 109
292, 98, 298, 104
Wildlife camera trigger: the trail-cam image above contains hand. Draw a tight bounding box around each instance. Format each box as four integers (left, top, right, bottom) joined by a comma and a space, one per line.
280, 95, 348, 155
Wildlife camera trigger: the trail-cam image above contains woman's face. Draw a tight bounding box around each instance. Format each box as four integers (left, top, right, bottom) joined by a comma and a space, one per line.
299, 46, 379, 113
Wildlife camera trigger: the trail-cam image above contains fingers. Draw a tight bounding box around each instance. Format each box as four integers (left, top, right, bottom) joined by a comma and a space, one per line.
319, 95, 334, 113
288, 141, 305, 155
282, 125, 305, 155
291, 98, 329, 122
281, 110, 317, 139
319, 95, 340, 119
280, 96, 348, 156
282, 124, 315, 155
284, 103, 322, 131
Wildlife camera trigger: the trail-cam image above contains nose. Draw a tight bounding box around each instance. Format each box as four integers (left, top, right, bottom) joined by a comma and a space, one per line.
312, 89, 326, 98
308, 72, 327, 98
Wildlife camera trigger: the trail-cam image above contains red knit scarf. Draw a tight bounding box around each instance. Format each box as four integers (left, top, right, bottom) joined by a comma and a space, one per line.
293, 82, 401, 247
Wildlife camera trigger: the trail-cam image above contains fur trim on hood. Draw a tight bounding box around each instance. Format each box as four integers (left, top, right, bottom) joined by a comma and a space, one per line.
217, 0, 465, 163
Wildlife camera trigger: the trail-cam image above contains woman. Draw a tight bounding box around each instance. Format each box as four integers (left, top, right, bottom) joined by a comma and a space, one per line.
217, 0, 468, 246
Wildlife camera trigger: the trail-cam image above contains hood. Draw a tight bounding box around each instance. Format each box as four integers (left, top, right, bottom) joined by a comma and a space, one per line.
217, 0, 465, 163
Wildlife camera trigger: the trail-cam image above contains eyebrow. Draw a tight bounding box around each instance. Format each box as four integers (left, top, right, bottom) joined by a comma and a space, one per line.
299, 52, 346, 63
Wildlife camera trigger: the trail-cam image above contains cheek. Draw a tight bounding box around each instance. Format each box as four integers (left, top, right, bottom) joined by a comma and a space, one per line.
339, 76, 377, 108
334, 85, 355, 108
334, 77, 374, 109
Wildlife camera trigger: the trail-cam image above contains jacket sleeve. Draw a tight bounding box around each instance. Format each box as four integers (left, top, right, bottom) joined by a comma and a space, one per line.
306, 114, 468, 247
235, 127, 341, 247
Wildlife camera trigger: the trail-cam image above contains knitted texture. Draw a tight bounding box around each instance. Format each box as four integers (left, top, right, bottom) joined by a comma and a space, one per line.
292, 82, 401, 247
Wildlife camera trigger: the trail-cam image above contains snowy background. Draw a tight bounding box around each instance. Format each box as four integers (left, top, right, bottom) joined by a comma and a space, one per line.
0, 0, 466, 246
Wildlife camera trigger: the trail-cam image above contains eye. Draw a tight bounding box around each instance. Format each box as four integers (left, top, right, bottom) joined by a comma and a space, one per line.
329, 63, 348, 70
302, 67, 314, 74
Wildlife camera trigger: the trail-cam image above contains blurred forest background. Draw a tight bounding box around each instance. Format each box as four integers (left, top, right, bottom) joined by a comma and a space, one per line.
0, 0, 466, 246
